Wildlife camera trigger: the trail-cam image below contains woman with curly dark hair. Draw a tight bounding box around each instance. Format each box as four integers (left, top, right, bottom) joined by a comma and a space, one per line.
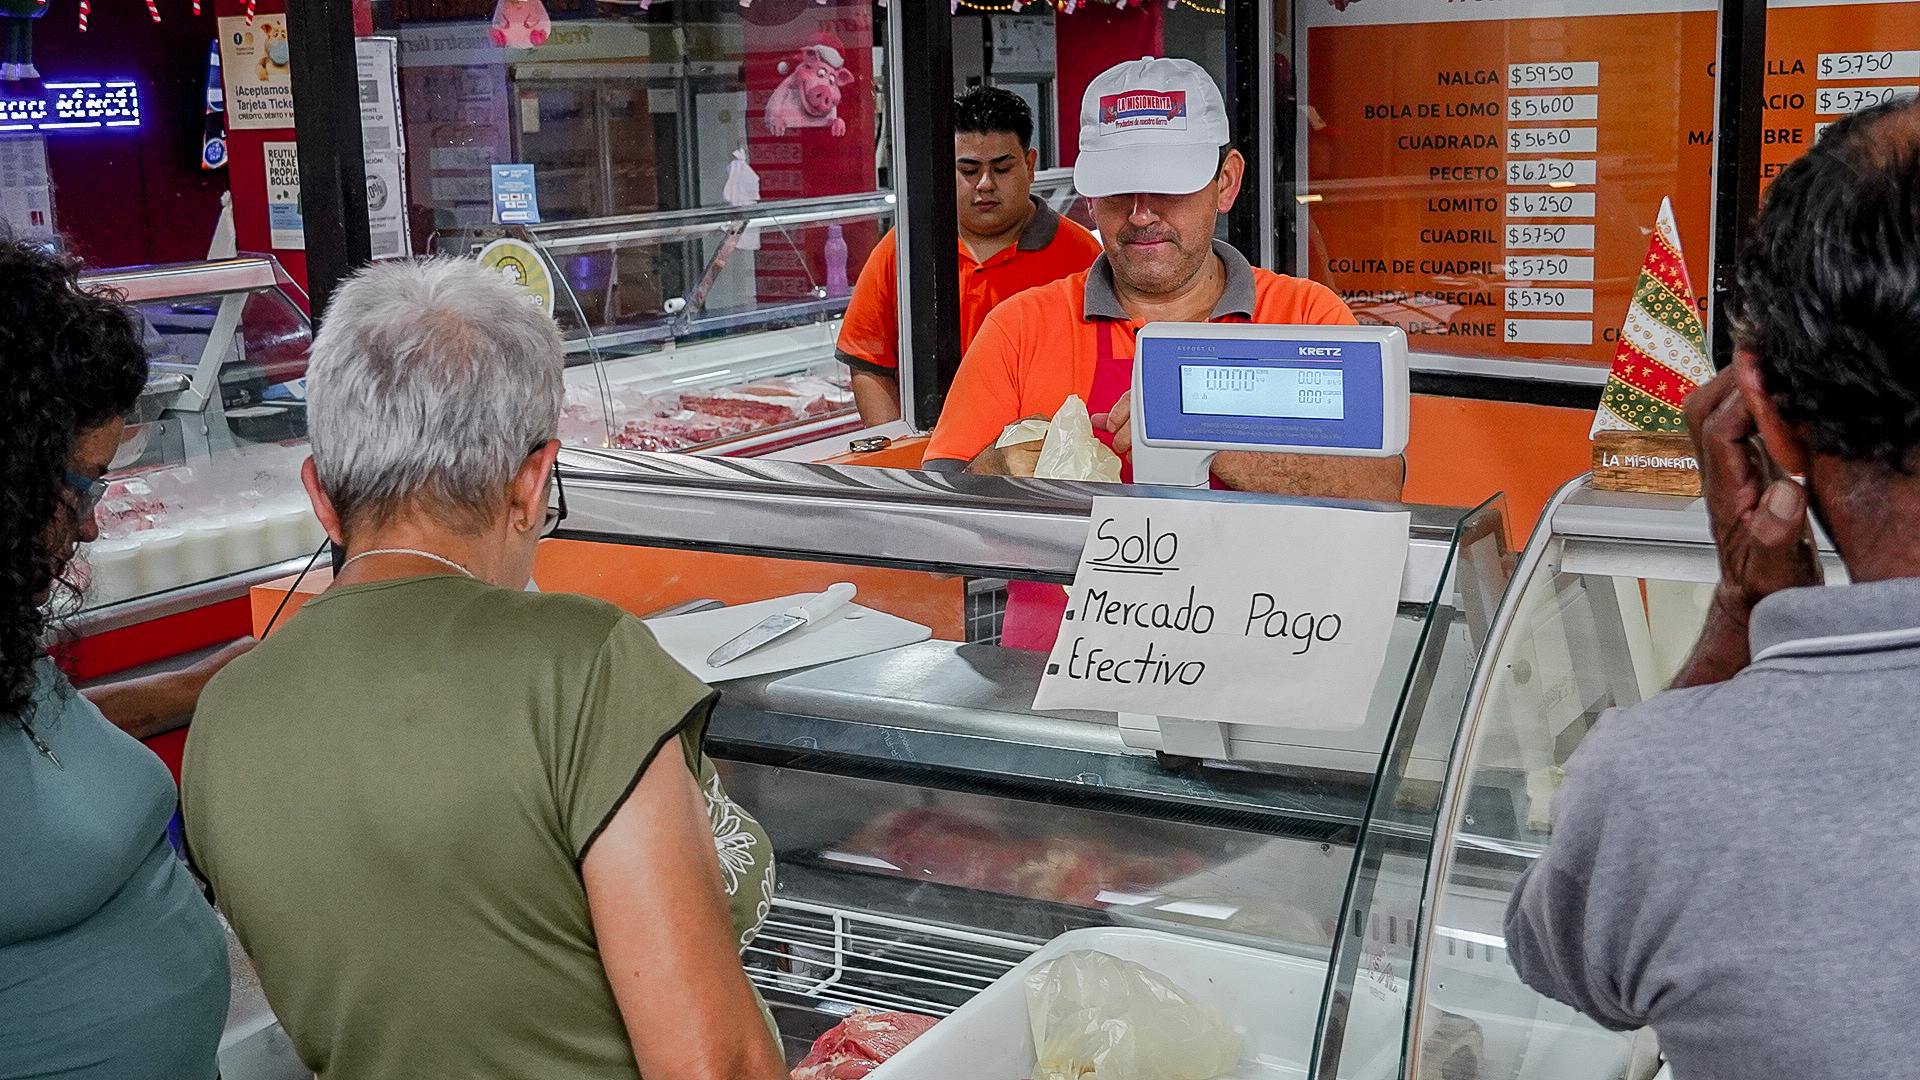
0, 239, 230, 1079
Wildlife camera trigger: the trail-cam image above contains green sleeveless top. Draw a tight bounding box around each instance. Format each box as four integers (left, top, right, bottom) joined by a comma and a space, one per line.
182, 576, 776, 1079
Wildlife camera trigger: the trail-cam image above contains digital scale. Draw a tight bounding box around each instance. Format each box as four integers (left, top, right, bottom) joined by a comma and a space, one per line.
1130, 323, 1410, 488
1119, 322, 1417, 764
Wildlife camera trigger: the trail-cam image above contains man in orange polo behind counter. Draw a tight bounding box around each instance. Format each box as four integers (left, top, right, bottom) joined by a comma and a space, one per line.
923, 56, 1403, 499
837, 86, 1102, 425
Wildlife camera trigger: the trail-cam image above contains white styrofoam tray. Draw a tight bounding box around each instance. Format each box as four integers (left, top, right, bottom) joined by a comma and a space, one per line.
643, 595, 931, 682
865, 926, 1402, 1080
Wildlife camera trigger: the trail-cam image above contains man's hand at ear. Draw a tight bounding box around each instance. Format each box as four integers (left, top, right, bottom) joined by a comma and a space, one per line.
1671, 368, 1822, 688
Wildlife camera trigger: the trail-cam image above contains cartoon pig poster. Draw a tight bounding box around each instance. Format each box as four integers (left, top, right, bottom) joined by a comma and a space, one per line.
763, 42, 855, 136
746, 5, 877, 305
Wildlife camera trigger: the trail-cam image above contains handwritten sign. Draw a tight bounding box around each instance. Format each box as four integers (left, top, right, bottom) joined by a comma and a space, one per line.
1032, 497, 1409, 731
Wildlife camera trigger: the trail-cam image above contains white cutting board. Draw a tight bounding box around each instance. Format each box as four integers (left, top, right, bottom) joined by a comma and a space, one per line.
644, 594, 932, 682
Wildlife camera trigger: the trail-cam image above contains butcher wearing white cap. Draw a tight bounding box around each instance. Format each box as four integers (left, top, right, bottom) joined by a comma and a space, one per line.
925, 56, 1404, 501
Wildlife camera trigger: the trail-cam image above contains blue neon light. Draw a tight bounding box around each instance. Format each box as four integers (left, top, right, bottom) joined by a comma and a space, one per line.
0, 82, 140, 133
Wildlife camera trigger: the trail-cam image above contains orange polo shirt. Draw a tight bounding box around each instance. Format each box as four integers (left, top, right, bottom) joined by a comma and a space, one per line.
835, 196, 1102, 375
923, 241, 1358, 467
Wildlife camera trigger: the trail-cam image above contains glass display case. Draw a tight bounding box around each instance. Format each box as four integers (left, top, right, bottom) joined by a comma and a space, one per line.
551, 449, 1518, 1077
355, 0, 898, 452
73, 257, 326, 621
494, 192, 891, 455
1410, 476, 1849, 1080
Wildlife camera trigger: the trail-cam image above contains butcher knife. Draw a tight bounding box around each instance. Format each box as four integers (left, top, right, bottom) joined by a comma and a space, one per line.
706, 582, 857, 668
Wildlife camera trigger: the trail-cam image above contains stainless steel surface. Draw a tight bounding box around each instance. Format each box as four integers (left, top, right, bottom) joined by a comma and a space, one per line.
1552, 481, 1837, 550
1410, 350, 1612, 387
708, 611, 807, 667
141, 371, 192, 396
84, 257, 281, 302
70, 553, 315, 637
556, 448, 1471, 596
1550, 478, 1848, 583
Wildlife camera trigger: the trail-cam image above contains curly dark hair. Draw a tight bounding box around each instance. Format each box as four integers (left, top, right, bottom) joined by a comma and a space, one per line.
0, 239, 147, 725
1730, 98, 1920, 468
954, 85, 1033, 150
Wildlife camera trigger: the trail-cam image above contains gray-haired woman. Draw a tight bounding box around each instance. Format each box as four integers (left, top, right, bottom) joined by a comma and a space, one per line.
180, 259, 785, 1080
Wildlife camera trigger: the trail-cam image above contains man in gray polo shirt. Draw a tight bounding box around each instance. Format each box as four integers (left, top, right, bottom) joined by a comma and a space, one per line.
1505, 99, 1920, 1077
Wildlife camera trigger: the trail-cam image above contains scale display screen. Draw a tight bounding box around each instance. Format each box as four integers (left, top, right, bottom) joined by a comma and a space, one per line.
1133, 324, 1408, 463
1179, 364, 1345, 420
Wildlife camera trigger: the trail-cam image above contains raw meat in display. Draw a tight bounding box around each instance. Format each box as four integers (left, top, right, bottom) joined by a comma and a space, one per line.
609, 412, 756, 451
677, 392, 808, 426
570, 372, 855, 451
732, 384, 831, 417
790, 1009, 938, 1080
840, 809, 1204, 908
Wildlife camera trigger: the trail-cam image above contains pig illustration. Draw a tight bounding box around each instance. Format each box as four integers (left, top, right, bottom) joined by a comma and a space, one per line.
490, 0, 550, 48
763, 44, 855, 137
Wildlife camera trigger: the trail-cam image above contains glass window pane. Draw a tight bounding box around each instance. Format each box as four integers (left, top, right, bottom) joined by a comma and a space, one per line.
362, 0, 890, 451
1761, 1, 1920, 186
1293, 1, 1719, 372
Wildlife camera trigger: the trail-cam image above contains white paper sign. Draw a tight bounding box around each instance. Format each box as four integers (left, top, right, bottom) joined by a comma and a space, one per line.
1033, 497, 1410, 731
355, 38, 411, 260
263, 142, 304, 250
218, 15, 293, 130
0, 136, 54, 243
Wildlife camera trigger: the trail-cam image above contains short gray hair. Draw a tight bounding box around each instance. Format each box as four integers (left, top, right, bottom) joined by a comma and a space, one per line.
306, 258, 564, 534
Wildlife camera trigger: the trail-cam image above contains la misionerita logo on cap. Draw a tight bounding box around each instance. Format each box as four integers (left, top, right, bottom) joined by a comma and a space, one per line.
1098, 89, 1188, 131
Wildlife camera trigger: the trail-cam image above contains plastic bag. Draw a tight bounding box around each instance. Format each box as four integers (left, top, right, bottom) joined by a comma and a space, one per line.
996, 416, 1053, 448
1025, 949, 1243, 1080
994, 395, 1123, 483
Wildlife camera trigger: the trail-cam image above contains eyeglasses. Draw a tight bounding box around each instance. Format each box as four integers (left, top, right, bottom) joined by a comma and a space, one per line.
64, 471, 108, 517
540, 464, 567, 538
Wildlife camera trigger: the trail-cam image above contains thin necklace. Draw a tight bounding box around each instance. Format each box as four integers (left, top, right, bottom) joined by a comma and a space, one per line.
17, 717, 60, 769
340, 547, 476, 579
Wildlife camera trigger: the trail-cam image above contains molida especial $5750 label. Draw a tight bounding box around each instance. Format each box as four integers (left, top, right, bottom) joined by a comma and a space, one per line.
1032, 497, 1409, 732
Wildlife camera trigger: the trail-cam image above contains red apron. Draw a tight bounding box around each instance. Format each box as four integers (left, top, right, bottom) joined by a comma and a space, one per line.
1001, 321, 1232, 650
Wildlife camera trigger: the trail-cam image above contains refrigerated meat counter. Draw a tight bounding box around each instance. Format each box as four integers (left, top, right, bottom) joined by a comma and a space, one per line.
70, 257, 329, 632
443, 190, 899, 460
551, 450, 1664, 1079
70, 236, 879, 628
1412, 475, 1852, 1080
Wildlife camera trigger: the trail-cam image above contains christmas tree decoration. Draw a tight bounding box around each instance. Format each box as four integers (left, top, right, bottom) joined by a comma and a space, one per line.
0, 0, 46, 82
75, 0, 85, 30
142, 0, 159, 21
1591, 198, 1712, 436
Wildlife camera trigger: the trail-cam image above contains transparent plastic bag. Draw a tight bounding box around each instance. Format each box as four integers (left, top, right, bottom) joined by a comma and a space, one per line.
1025, 949, 1243, 1080
996, 415, 1053, 448
993, 395, 1123, 483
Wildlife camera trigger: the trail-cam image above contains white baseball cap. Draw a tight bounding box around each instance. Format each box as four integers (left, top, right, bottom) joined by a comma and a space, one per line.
1073, 56, 1231, 199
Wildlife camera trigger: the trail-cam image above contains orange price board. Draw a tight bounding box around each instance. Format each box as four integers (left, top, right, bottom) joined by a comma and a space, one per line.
1761, 1, 1920, 185
1299, 1, 1718, 368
